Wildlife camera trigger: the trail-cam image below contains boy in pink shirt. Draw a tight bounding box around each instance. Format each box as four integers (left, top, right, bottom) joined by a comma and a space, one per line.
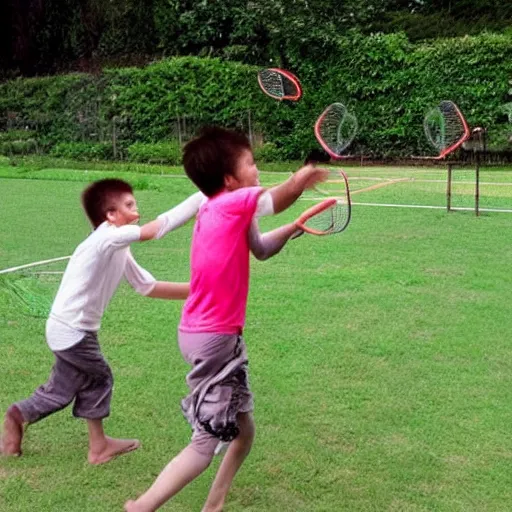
125, 128, 327, 512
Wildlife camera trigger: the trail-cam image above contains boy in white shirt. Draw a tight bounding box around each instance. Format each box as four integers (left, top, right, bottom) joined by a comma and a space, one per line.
1, 178, 203, 465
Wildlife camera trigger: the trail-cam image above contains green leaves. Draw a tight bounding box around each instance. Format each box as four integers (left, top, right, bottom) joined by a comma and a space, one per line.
127, 141, 181, 164
1, 33, 511, 160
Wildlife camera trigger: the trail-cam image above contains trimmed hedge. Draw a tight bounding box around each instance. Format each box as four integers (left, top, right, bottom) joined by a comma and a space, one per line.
0, 139, 38, 155
0, 33, 511, 160
0, 129, 40, 155
0, 130, 37, 142
127, 141, 181, 164
50, 142, 114, 160
253, 142, 286, 162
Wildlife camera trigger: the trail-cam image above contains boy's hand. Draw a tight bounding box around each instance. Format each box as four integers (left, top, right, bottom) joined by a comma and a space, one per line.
268, 166, 329, 214
294, 165, 329, 190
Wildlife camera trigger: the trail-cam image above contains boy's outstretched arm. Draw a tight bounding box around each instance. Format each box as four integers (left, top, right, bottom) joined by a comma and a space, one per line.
124, 251, 189, 300
146, 282, 189, 300
249, 219, 302, 261
268, 165, 329, 214
139, 192, 204, 241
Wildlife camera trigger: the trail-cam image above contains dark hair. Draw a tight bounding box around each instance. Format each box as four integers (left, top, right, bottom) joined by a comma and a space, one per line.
183, 126, 252, 197
304, 149, 331, 165
81, 179, 133, 228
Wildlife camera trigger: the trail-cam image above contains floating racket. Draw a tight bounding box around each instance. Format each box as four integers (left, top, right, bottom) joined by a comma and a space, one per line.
423, 100, 470, 159
314, 103, 358, 160
257, 68, 302, 101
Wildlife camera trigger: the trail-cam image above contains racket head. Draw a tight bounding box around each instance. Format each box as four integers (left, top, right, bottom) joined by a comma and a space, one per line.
423, 100, 470, 158
296, 196, 351, 236
314, 103, 358, 160
257, 68, 302, 101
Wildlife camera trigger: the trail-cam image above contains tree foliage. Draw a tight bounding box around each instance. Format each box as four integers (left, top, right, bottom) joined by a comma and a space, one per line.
1, 0, 512, 77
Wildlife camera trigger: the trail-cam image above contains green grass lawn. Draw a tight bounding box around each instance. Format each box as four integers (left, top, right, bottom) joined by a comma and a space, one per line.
1, 162, 512, 511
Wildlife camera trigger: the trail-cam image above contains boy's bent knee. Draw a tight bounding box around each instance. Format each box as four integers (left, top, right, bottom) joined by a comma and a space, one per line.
72, 372, 113, 419
190, 429, 220, 459
237, 412, 255, 438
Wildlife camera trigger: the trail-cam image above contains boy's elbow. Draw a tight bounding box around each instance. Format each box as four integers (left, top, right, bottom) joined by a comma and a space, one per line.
251, 248, 269, 261
254, 252, 269, 261
139, 220, 162, 241
136, 282, 157, 296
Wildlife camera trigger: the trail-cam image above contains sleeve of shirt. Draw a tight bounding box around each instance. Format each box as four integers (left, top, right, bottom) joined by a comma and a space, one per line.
124, 250, 157, 296
254, 191, 274, 218
101, 225, 141, 251
155, 191, 205, 239
248, 219, 266, 259
227, 186, 265, 217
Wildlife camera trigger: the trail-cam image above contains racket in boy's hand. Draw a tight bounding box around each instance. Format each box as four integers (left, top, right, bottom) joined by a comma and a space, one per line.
423, 100, 470, 159
298, 168, 351, 235
257, 68, 302, 101
313, 168, 351, 203
295, 197, 351, 236
314, 103, 358, 159
299, 165, 331, 190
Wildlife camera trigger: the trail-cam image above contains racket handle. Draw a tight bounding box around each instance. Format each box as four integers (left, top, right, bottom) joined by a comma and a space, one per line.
290, 229, 304, 240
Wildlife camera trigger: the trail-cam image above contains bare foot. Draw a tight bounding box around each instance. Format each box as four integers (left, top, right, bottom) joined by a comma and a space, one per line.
124, 500, 143, 512
202, 504, 224, 512
1, 405, 24, 456
88, 436, 140, 465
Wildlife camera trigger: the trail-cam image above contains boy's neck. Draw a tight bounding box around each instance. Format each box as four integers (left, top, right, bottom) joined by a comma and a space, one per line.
210, 188, 229, 199
106, 220, 132, 228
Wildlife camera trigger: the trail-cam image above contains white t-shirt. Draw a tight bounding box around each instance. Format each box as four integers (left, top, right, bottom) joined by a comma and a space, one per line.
47, 222, 156, 351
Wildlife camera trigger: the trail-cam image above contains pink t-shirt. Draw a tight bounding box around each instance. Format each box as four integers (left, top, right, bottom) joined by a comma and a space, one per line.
180, 187, 264, 334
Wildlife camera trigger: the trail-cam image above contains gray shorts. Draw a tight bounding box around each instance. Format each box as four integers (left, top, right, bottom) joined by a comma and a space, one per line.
16, 332, 113, 423
179, 331, 253, 457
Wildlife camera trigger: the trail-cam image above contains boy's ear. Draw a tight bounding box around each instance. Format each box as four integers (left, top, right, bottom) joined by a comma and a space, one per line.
105, 209, 117, 224
224, 173, 238, 191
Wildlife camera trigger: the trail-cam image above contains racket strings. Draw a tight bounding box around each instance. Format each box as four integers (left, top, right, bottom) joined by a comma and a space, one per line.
424, 101, 468, 154
282, 77, 298, 97
257, 69, 300, 100
304, 199, 350, 234
441, 102, 467, 147
316, 103, 358, 157
259, 70, 285, 98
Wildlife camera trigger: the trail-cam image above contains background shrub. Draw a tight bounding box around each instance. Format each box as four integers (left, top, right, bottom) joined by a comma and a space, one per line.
127, 141, 181, 164
50, 142, 114, 160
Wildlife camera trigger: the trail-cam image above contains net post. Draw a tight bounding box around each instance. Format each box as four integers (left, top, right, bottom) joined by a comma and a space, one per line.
475, 155, 480, 217
472, 126, 485, 217
447, 163, 453, 213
